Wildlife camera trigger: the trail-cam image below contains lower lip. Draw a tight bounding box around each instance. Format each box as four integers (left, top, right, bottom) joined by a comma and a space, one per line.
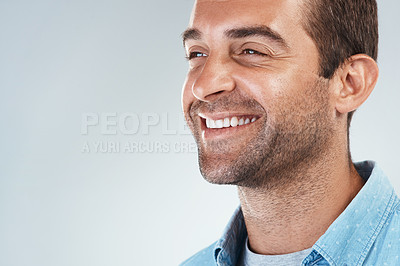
201, 119, 258, 140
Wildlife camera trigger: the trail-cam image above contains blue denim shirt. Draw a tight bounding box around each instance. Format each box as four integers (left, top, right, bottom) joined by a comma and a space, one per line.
181, 161, 400, 266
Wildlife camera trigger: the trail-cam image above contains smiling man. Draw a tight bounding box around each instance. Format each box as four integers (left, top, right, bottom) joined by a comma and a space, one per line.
180, 0, 400, 265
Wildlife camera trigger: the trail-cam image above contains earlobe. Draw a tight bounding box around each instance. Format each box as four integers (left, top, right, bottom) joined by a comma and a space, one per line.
335, 54, 379, 114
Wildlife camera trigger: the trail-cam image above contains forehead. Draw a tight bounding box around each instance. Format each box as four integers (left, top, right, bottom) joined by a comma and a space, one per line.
189, 0, 304, 32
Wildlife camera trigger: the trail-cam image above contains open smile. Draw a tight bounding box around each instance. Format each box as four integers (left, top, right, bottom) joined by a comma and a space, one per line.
198, 113, 261, 139
204, 115, 258, 129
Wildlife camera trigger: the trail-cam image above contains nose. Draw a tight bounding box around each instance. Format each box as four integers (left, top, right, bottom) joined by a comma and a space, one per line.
191, 55, 235, 102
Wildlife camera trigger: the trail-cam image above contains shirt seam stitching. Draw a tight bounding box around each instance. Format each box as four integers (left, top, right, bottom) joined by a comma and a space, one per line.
309, 256, 324, 266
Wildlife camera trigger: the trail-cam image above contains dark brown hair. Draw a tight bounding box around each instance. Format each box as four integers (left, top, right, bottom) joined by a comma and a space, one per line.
302, 0, 378, 128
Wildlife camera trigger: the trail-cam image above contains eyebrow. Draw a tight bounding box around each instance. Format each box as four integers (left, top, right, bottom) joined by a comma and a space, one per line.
182, 25, 288, 48
182, 28, 202, 43
225, 26, 288, 47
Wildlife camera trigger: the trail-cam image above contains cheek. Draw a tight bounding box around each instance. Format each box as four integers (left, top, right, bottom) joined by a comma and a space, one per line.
236, 69, 328, 122
234, 71, 286, 111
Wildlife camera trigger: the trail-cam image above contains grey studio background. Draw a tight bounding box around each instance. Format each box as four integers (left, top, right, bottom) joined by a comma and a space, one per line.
0, 1, 399, 266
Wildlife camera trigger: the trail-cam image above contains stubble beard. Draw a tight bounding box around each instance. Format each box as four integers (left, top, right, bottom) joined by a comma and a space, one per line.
190, 77, 334, 190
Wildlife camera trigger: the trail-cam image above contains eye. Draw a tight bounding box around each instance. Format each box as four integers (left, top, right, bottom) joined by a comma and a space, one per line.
241, 49, 268, 57
186, 51, 207, 60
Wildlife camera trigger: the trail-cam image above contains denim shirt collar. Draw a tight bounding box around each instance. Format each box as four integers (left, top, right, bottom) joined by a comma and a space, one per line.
311, 161, 398, 265
214, 206, 247, 266
212, 161, 398, 266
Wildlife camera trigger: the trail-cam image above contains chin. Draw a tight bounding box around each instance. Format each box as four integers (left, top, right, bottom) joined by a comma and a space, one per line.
198, 152, 262, 186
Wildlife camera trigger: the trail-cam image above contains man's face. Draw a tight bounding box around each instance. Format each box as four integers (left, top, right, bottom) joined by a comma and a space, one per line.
182, 0, 336, 188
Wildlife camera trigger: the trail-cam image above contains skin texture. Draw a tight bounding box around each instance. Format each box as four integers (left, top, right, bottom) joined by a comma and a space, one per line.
182, 0, 379, 255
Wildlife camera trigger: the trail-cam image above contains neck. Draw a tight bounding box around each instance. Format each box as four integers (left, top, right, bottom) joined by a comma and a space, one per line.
237, 153, 365, 255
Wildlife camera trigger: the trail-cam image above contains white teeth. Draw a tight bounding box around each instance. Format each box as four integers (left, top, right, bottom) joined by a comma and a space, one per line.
205, 116, 258, 129
231, 117, 238, 127
210, 119, 216, 128
223, 117, 230, 127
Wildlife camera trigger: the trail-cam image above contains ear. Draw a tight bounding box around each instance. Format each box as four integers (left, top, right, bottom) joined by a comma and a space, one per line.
334, 54, 379, 115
